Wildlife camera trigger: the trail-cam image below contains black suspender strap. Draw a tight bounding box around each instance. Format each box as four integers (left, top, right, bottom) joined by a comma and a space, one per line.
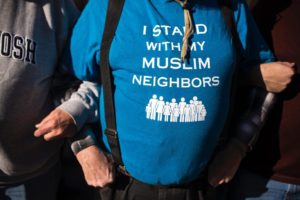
219, 0, 241, 56
99, 0, 241, 165
99, 0, 125, 167
218, 0, 243, 146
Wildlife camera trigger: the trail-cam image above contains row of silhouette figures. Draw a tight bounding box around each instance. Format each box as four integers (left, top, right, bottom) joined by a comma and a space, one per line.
146, 95, 207, 122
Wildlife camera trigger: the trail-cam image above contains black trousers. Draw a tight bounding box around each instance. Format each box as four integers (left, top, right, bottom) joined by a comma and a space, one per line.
99, 173, 216, 200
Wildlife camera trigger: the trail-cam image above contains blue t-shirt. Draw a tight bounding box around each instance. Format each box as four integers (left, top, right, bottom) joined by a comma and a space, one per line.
68, 0, 273, 185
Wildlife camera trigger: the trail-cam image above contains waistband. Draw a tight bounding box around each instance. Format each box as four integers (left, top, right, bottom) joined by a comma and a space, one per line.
116, 167, 207, 189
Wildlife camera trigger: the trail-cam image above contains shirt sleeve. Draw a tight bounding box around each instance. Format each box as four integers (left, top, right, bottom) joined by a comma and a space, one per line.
66, 0, 109, 82
233, 0, 275, 67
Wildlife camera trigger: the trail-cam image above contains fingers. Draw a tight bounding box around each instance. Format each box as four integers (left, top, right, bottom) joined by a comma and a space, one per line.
34, 118, 57, 137
208, 174, 220, 187
34, 116, 64, 141
76, 146, 115, 188
260, 61, 296, 93
208, 141, 244, 187
277, 62, 296, 80
43, 129, 65, 141
215, 178, 231, 186
208, 158, 226, 187
208, 165, 230, 187
208, 170, 233, 187
278, 61, 295, 67
34, 120, 73, 141
86, 156, 115, 187
281, 63, 295, 78
92, 164, 115, 187
34, 108, 76, 140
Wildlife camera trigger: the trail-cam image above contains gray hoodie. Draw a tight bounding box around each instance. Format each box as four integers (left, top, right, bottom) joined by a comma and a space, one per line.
0, 0, 97, 185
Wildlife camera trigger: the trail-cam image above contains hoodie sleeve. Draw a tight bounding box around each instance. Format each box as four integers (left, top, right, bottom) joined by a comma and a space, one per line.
58, 81, 100, 131
47, 0, 100, 131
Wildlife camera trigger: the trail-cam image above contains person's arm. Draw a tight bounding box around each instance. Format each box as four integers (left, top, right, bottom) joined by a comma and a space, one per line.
208, 88, 276, 186
39, 69, 114, 187
240, 62, 295, 93
76, 145, 115, 187
33, 62, 114, 187
208, 0, 293, 187
34, 81, 99, 141
33, 0, 102, 140
211, 61, 295, 185
231, 0, 294, 92
63, 0, 115, 188
70, 127, 115, 187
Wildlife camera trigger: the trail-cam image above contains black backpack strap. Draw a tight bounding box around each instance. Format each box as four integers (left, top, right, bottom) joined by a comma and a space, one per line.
99, 0, 125, 167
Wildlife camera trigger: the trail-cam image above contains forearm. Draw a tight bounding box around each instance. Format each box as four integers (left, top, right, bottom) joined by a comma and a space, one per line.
208, 88, 276, 186
239, 64, 266, 89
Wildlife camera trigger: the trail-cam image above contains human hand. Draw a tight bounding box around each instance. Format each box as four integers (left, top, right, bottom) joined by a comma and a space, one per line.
208, 138, 247, 187
260, 61, 295, 93
34, 108, 77, 141
76, 145, 115, 187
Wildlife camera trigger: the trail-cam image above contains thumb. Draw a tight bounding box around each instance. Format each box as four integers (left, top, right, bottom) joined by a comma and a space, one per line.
280, 61, 295, 67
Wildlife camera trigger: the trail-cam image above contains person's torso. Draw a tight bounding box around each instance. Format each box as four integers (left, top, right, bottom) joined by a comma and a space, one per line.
95, 0, 238, 185
0, 0, 79, 185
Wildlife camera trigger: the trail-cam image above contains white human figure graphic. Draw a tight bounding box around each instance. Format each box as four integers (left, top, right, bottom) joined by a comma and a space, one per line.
189, 99, 196, 122
179, 97, 186, 122
173, 105, 180, 122
148, 94, 159, 120
145, 103, 151, 119
163, 102, 171, 122
192, 96, 199, 121
146, 96, 206, 123
184, 104, 191, 122
192, 96, 198, 102
169, 98, 178, 122
197, 101, 206, 121
156, 96, 165, 121
201, 107, 207, 120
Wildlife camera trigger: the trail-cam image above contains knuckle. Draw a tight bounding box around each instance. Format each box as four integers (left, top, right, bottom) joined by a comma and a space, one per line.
87, 180, 95, 186
55, 128, 63, 135
283, 79, 291, 85
280, 85, 287, 91
287, 68, 295, 75
92, 183, 99, 188
98, 181, 106, 188
48, 131, 57, 137
86, 181, 92, 186
108, 177, 114, 183
43, 135, 51, 141
48, 121, 56, 128
54, 120, 60, 127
